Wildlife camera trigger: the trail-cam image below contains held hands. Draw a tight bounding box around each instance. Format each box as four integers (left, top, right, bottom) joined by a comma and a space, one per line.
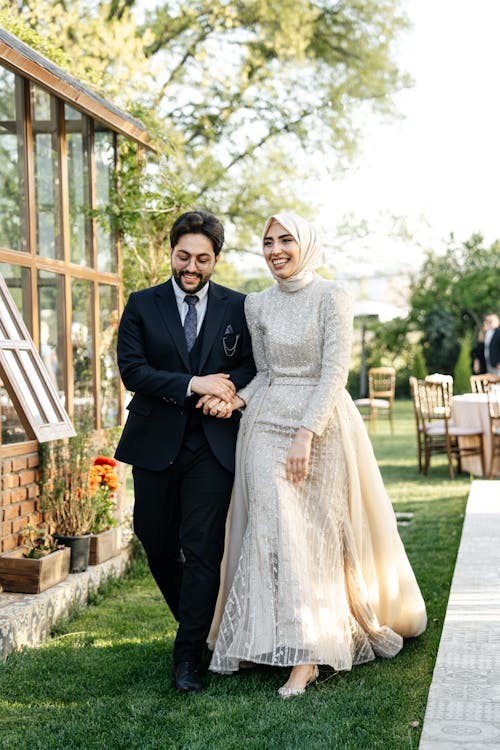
190, 373, 236, 403
286, 427, 313, 483
196, 394, 245, 419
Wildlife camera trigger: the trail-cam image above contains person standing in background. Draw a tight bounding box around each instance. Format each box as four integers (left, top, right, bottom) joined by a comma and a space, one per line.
483, 314, 500, 375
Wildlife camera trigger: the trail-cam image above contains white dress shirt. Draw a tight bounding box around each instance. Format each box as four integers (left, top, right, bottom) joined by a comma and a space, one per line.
172, 277, 209, 333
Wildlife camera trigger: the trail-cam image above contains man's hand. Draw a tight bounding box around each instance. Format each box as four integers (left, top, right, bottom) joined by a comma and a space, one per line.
196, 394, 245, 418
190, 373, 235, 402
285, 427, 313, 483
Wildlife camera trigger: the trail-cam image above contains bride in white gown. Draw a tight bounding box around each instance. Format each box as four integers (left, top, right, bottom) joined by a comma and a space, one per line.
206, 212, 426, 697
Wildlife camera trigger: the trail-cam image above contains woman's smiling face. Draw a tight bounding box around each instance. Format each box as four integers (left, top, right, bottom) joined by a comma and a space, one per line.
263, 220, 300, 279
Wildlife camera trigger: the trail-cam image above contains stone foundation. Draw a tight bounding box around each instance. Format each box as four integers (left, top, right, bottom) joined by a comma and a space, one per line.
0, 544, 132, 661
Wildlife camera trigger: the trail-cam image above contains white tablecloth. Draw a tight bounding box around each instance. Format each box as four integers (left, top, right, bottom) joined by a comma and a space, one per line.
452, 393, 499, 477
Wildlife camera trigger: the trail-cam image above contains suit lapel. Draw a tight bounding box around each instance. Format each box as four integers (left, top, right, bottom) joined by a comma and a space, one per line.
154, 279, 191, 371
199, 281, 229, 372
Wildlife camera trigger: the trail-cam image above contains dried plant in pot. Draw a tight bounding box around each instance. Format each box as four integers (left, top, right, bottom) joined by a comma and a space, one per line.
39, 431, 97, 573
0, 525, 70, 593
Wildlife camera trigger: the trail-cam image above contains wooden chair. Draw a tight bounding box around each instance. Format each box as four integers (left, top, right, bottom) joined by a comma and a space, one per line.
409, 375, 447, 473
409, 376, 424, 473
470, 373, 500, 393
415, 379, 484, 479
411, 377, 447, 474
487, 386, 500, 478
354, 366, 396, 433
425, 372, 453, 402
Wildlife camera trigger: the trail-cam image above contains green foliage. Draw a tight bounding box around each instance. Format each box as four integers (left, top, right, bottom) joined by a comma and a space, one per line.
352, 317, 416, 397
410, 234, 500, 373
412, 345, 427, 380
39, 432, 121, 535
453, 334, 472, 395
0, 2, 73, 69
365, 318, 412, 367
241, 273, 274, 294
8, 0, 411, 290
20, 524, 61, 559
111, 132, 193, 295
39, 432, 97, 536
420, 309, 459, 376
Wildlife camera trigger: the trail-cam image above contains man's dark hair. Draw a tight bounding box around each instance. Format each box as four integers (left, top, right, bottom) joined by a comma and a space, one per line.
169, 210, 225, 256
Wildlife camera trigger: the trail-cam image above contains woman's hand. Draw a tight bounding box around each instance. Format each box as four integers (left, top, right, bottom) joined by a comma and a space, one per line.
286, 427, 313, 483
190, 373, 235, 402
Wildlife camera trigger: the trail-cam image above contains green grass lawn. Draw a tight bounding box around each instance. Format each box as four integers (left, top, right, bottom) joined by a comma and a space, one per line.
0, 402, 471, 750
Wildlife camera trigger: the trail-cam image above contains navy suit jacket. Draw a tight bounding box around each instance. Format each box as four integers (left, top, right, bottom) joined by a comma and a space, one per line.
489, 327, 500, 370
114, 278, 256, 473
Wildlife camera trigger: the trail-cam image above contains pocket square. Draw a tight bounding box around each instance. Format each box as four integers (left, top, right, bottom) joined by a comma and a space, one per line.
224, 324, 234, 335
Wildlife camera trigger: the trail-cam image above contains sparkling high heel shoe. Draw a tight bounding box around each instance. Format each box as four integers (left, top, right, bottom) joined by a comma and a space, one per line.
277, 665, 319, 699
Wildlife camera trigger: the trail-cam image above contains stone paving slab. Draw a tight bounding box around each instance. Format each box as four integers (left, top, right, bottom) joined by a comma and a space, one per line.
0, 546, 132, 661
419, 480, 500, 749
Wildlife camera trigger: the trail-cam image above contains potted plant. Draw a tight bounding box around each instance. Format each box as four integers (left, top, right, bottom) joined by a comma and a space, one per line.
39, 431, 97, 573
88, 455, 120, 565
0, 525, 71, 593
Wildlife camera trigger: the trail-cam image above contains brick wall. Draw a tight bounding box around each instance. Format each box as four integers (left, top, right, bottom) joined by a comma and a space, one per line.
0, 450, 41, 553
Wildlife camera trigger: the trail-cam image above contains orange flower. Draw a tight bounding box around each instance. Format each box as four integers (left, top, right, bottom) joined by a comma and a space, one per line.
94, 455, 117, 467
89, 457, 119, 496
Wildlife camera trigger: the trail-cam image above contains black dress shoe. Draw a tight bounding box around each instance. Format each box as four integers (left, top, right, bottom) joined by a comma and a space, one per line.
174, 661, 203, 693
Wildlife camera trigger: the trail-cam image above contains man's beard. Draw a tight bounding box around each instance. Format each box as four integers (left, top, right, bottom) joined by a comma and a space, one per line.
173, 269, 209, 294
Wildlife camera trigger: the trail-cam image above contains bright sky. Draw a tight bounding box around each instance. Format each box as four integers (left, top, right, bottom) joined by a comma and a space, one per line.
314, 0, 500, 287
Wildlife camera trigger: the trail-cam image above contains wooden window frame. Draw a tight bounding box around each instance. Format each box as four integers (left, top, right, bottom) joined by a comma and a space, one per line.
0, 272, 75, 441
0, 70, 124, 438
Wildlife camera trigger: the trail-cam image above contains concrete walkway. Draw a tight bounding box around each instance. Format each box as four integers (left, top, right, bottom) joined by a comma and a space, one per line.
419, 480, 500, 749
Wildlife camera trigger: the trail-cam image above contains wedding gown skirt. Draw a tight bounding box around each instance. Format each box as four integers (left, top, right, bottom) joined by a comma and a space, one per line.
209, 280, 426, 673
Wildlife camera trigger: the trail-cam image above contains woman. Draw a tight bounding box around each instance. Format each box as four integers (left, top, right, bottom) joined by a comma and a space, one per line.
205, 212, 426, 697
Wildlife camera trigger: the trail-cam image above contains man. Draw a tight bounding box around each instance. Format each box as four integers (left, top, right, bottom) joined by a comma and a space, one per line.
115, 210, 255, 693
483, 313, 500, 375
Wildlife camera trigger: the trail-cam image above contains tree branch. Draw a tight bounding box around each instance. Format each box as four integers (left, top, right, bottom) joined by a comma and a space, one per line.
193, 108, 319, 198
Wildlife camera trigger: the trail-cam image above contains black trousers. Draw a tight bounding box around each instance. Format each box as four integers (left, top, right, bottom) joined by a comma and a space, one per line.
132, 441, 233, 665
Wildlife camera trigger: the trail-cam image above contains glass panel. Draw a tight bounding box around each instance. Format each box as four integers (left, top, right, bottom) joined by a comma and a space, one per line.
18, 349, 59, 422
0, 379, 28, 444
38, 270, 66, 399
72, 278, 94, 426
32, 85, 62, 259
66, 105, 91, 266
3, 349, 43, 425
0, 264, 31, 331
95, 130, 116, 272
0, 69, 25, 251
99, 284, 120, 427
0, 289, 23, 340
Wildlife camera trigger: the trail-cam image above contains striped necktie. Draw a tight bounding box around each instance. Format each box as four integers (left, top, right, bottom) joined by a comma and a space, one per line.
184, 295, 199, 351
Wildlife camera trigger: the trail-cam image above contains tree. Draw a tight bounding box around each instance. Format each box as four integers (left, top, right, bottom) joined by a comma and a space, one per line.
453, 334, 472, 395
409, 234, 500, 374
8, 0, 411, 251
412, 346, 427, 380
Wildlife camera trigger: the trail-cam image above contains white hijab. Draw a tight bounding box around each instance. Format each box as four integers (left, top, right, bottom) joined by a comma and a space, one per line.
262, 211, 322, 292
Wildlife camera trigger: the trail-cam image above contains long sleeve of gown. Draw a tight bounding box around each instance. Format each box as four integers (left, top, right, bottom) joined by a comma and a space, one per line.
300, 283, 353, 436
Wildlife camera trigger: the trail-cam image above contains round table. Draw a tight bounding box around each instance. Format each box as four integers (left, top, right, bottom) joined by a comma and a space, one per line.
452, 393, 499, 477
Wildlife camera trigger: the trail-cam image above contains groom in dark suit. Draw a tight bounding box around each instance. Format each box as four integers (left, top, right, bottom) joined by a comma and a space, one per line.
115, 210, 255, 693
